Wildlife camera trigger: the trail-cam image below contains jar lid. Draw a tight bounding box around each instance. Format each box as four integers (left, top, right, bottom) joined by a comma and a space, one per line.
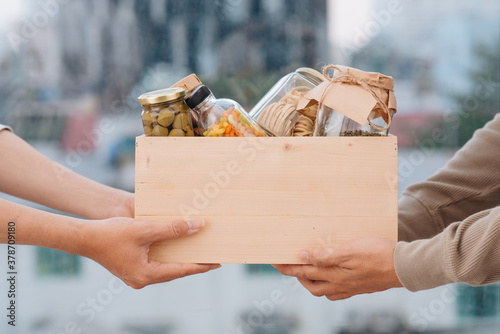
296, 67, 325, 86
138, 87, 186, 106
185, 85, 211, 109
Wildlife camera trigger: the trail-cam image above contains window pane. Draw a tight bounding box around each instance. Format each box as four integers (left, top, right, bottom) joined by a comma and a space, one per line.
36, 247, 81, 276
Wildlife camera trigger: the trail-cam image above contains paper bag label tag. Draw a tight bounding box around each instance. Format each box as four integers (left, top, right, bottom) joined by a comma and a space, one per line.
298, 81, 378, 125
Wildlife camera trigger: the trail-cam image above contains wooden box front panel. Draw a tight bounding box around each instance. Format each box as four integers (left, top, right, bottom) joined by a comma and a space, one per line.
135, 136, 398, 264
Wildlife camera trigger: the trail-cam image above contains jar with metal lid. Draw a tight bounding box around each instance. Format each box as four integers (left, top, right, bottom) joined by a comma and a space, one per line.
249, 67, 325, 137
139, 88, 194, 137
313, 66, 397, 137
186, 85, 266, 137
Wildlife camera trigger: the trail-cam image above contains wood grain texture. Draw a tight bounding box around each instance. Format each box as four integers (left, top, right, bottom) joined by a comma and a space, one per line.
136, 136, 398, 264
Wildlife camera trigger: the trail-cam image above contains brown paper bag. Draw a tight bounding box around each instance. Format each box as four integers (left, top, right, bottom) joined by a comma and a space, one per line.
297, 65, 397, 130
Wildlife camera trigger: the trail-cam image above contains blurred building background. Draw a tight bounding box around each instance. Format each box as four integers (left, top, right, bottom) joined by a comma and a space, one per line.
0, 0, 499, 334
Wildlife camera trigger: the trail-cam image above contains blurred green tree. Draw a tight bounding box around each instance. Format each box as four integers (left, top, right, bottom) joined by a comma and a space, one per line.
451, 42, 500, 146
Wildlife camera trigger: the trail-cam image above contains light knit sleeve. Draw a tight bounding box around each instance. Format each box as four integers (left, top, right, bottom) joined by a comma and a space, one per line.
395, 206, 500, 291
398, 114, 500, 242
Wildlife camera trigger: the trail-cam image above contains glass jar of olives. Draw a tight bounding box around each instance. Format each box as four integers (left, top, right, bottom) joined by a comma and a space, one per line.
139, 88, 195, 137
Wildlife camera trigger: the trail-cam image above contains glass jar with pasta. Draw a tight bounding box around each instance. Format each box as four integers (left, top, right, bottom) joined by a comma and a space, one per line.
249, 67, 324, 137
185, 85, 266, 138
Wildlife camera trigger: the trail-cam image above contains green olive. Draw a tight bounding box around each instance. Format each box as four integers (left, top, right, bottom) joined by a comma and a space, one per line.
169, 129, 185, 137
143, 125, 154, 136
185, 128, 195, 137
179, 103, 190, 112
172, 113, 190, 130
158, 109, 175, 128
142, 112, 157, 127
152, 125, 169, 136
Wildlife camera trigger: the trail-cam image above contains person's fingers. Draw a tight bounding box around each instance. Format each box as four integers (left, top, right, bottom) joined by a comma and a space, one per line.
297, 277, 360, 301
325, 292, 356, 301
272, 264, 309, 277
272, 264, 333, 281
133, 262, 221, 288
301, 246, 349, 267
297, 277, 336, 297
149, 262, 221, 283
140, 218, 205, 243
272, 264, 288, 274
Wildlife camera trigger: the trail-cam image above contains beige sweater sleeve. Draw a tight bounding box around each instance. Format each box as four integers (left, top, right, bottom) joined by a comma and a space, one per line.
395, 114, 500, 291
396, 207, 500, 291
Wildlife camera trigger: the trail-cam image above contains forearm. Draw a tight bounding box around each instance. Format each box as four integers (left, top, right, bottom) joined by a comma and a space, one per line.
0, 198, 86, 256
395, 206, 500, 291
0, 130, 133, 219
